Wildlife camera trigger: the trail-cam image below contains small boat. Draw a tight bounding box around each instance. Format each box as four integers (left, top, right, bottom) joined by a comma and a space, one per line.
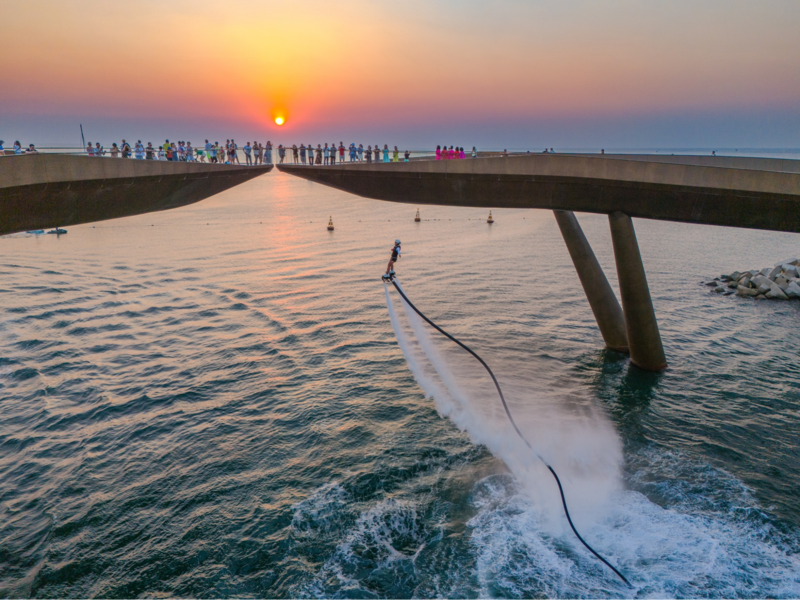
487, 211, 494, 224
27, 230, 45, 234
414, 209, 421, 222
46, 228, 67, 235
327, 217, 334, 231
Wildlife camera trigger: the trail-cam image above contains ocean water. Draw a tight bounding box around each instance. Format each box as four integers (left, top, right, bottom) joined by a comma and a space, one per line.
1, 170, 799, 598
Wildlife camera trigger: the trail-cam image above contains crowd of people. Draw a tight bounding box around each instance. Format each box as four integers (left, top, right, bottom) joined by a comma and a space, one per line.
278, 143, 413, 165
435, 145, 476, 160
2, 138, 485, 165
0, 140, 38, 154
270, 143, 479, 165
82, 139, 281, 165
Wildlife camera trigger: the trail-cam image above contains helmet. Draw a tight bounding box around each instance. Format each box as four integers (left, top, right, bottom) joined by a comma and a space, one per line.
395, 239, 401, 245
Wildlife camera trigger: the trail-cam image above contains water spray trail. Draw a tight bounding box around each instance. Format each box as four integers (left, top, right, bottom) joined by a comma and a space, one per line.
394, 280, 478, 416
386, 277, 632, 587
384, 283, 450, 404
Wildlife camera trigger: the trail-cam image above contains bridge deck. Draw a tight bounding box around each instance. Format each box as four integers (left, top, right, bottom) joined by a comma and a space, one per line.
277, 153, 800, 233
1, 154, 272, 235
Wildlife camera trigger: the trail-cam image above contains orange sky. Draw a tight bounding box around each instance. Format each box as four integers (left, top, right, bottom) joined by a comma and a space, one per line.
3, 0, 800, 147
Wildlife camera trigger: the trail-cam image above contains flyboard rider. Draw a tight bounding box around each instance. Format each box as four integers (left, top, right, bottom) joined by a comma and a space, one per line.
382, 239, 401, 280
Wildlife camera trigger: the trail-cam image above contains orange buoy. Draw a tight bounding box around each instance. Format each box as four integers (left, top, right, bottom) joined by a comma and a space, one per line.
327, 216, 334, 231
487, 210, 494, 224
414, 209, 421, 222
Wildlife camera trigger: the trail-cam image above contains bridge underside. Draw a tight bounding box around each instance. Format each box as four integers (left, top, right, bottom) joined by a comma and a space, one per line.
1, 155, 271, 235
278, 154, 800, 371
278, 154, 800, 233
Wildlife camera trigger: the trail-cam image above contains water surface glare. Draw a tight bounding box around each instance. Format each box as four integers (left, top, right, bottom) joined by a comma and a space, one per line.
1, 171, 799, 598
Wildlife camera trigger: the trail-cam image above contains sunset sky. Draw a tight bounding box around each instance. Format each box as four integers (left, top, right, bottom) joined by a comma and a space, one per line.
3, 0, 800, 149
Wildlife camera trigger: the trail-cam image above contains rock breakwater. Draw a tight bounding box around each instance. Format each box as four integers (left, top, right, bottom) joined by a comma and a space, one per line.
706, 258, 800, 300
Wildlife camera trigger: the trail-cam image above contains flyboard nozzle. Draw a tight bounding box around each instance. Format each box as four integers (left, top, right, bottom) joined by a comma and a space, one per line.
414, 209, 420, 222
327, 216, 334, 231
487, 210, 494, 224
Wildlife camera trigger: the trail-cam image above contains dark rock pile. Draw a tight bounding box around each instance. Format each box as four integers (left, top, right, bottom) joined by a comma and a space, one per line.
706, 258, 800, 300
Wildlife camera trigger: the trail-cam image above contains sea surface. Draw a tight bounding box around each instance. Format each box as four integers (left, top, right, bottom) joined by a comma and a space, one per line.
1, 164, 800, 598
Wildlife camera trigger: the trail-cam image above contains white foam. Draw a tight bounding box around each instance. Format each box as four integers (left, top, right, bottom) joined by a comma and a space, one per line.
467, 468, 800, 597
389, 282, 623, 531
384, 284, 800, 595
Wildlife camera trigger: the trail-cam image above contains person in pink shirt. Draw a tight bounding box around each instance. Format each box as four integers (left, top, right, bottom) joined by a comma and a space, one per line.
459, 147, 466, 159
448, 146, 455, 159
338, 142, 345, 162
435, 145, 441, 160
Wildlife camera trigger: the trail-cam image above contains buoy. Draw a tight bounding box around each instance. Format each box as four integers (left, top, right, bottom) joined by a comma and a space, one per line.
487, 210, 494, 224
327, 216, 334, 231
414, 209, 421, 222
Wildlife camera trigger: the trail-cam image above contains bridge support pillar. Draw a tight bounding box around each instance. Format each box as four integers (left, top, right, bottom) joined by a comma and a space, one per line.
608, 212, 667, 371
554, 210, 629, 353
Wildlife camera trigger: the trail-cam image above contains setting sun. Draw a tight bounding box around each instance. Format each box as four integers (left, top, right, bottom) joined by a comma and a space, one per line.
275, 117, 284, 126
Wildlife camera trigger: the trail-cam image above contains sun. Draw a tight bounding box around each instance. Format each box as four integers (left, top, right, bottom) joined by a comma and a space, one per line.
275, 117, 285, 126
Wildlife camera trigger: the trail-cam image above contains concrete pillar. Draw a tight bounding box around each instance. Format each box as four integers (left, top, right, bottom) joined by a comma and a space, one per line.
553, 210, 629, 353
608, 212, 667, 371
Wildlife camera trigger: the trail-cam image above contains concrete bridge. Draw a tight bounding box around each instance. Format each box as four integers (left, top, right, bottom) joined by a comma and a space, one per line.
0, 154, 271, 236
278, 153, 800, 372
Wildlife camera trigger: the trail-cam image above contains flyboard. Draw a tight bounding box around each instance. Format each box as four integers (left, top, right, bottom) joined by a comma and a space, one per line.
382, 273, 632, 587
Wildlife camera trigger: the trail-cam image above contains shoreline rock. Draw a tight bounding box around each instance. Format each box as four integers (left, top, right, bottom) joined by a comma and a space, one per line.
706, 258, 800, 301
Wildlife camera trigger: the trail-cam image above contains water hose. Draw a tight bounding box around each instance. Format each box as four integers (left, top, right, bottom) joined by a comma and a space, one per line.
387, 277, 632, 587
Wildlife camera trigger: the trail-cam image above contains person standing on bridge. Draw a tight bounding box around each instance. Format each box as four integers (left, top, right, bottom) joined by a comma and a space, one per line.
382, 239, 401, 280
338, 142, 345, 164
357, 144, 364, 161
232, 140, 241, 164
244, 142, 253, 165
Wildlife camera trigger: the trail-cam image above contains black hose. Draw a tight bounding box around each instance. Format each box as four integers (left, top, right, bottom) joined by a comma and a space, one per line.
388, 277, 632, 588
